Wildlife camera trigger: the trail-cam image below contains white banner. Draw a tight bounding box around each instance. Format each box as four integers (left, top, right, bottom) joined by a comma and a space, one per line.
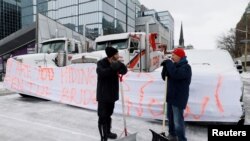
4, 58, 243, 122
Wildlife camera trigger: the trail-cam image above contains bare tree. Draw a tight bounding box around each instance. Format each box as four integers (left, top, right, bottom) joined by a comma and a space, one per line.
217, 29, 241, 58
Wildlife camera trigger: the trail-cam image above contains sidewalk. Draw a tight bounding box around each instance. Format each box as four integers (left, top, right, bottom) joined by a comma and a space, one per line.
241, 72, 250, 125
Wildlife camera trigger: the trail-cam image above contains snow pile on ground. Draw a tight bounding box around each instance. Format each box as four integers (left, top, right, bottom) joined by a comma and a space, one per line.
241, 72, 250, 79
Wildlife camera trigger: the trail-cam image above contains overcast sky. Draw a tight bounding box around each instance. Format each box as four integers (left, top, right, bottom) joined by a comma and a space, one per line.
139, 0, 249, 49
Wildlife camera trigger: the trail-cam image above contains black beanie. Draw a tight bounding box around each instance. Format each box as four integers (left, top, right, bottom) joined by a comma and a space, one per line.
105, 46, 118, 58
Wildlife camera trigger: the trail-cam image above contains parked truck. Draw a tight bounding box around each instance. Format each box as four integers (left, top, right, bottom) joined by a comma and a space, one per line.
72, 32, 165, 72
0, 13, 93, 80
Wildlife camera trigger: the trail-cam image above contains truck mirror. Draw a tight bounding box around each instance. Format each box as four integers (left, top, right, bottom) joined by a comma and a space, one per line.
47, 48, 52, 54
56, 50, 66, 67
70, 42, 75, 53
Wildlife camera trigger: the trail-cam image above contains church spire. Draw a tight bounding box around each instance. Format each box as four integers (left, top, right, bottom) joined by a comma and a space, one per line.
179, 22, 184, 47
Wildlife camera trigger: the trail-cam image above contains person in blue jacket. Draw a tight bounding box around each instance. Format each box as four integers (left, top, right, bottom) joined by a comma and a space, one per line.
96, 46, 127, 141
161, 48, 192, 141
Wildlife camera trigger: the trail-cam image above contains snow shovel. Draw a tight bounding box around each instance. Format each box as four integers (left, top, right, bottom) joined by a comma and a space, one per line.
117, 75, 137, 141
149, 76, 169, 141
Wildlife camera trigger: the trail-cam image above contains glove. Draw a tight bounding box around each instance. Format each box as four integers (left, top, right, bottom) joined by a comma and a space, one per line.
161, 60, 168, 80
118, 64, 127, 75
161, 60, 167, 66
110, 61, 121, 71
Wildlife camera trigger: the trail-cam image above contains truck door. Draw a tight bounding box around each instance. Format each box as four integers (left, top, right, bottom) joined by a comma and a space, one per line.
128, 38, 142, 71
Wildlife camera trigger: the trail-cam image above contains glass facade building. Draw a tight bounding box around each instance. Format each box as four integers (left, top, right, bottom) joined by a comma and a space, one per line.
157, 11, 174, 49
21, 0, 139, 40
0, 0, 21, 40
140, 9, 174, 49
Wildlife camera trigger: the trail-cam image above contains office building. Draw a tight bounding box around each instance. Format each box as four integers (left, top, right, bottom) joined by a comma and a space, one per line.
139, 9, 174, 49
136, 16, 170, 49
21, 0, 139, 40
157, 11, 174, 49
0, 0, 21, 40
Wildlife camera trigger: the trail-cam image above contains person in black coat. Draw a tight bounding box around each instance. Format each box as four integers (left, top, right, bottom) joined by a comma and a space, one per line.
96, 46, 127, 141
161, 48, 192, 141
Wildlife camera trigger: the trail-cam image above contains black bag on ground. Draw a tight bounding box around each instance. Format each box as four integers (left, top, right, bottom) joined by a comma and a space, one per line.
150, 129, 169, 141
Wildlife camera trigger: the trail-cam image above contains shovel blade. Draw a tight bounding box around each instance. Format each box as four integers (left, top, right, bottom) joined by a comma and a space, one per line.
116, 133, 137, 141
149, 129, 169, 141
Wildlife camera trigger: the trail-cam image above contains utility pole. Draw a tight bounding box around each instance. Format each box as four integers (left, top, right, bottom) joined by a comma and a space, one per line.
77, 0, 79, 33
126, 0, 128, 32
244, 8, 250, 72
245, 14, 248, 72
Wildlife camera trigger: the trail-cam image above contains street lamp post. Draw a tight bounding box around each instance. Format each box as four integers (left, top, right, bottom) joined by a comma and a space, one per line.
126, 0, 128, 32
237, 29, 249, 72
245, 26, 248, 71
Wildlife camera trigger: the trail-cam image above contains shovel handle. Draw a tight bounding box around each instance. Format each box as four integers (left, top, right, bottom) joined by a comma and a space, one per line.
119, 74, 123, 82
162, 76, 168, 132
119, 74, 128, 136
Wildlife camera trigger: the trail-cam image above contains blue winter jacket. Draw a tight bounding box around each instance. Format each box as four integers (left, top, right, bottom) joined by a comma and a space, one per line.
161, 57, 192, 109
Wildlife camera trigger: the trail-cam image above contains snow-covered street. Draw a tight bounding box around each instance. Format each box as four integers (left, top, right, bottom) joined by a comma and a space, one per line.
242, 72, 250, 125
0, 72, 249, 141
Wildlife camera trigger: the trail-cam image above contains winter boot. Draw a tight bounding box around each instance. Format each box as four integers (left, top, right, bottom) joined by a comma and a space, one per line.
107, 132, 117, 139
107, 118, 117, 139
98, 124, 108, 141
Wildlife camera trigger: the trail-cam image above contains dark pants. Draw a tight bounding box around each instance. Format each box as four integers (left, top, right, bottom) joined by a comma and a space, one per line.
97, 102, 115, 140
167, 103, 187, 141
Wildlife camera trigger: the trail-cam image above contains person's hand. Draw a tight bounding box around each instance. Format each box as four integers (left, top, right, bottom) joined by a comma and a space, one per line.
161, 57, 173, 66
110, 61, 121, 71
161, 60, 167, 66
118, 66, 127, 74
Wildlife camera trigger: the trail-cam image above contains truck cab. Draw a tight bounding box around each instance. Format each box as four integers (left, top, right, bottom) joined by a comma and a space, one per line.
85, 32, 164, 72
95, 33, 139, 67
39, 38, 81, 54
14, 38, 83, 67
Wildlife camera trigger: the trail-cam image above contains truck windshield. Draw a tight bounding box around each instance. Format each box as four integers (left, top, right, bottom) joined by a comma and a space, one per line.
40, 41, 65, 53
96, 39, 128, 51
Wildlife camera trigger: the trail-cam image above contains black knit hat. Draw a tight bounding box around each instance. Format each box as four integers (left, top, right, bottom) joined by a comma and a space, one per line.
105, 46, 118, 58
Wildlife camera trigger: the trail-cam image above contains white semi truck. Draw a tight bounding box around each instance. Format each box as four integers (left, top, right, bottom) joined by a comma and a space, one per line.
73, 32, 165, 72
14, 37, 85, 67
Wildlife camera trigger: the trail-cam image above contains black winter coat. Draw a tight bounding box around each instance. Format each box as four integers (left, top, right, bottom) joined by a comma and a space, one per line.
96, 58, 128, 102
161, 57, 192, 109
